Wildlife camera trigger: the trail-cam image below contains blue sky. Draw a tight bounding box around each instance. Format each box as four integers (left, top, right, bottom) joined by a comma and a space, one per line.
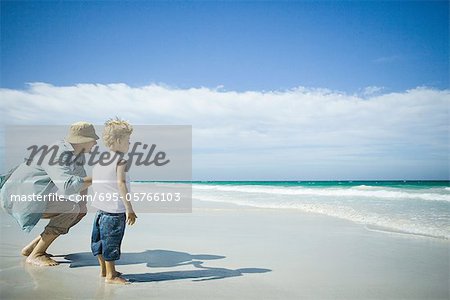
1, 1, 449, 180
1, 1, 448, 92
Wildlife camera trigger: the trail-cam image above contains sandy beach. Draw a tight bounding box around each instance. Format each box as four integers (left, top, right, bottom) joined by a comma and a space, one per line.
1, 0, 448, 299
0, 195, 448, 300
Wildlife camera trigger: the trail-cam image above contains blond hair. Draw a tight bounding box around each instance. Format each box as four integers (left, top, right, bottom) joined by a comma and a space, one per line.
103, 117, 133, 148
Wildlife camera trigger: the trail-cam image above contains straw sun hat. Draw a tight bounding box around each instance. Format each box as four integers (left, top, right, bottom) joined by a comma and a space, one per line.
65, 122, 100, 144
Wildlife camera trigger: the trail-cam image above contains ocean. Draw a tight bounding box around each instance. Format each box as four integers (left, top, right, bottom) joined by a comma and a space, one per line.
184, 181, 450, 240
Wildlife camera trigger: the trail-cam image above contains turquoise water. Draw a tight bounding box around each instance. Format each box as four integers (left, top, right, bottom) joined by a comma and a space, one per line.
134, 180, 450, 239
137, 180, 449, 188
189, 180, 449, 188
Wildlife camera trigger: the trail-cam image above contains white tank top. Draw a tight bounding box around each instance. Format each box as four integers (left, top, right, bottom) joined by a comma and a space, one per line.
91, 152, 130, 213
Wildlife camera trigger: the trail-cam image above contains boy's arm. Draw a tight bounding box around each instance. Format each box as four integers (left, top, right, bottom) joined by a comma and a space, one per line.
81, 176, 92, 191
117, 160, 137, 225
78, 188, 88, 214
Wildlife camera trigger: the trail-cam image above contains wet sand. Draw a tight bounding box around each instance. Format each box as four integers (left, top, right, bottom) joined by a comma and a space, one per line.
0, 199, 448, 299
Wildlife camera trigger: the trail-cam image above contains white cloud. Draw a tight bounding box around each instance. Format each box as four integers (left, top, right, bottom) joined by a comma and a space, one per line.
1, 83, 449, 179
361, 86, 384, 96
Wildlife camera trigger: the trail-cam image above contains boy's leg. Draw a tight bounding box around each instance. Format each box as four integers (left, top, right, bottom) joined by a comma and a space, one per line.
98, 254, 122, 277
100, 213, 127, 284
105, 260, 128, 284
98, 254, 106, 277
92, 211, 106, 276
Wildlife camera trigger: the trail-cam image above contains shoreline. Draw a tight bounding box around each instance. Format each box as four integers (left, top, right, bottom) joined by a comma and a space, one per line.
193, 198, 450, 241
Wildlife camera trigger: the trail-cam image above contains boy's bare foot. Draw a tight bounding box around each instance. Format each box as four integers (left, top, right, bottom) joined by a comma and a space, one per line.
100, 271, 122, 277
105, 276, 129, 285
26, 254, 59, 266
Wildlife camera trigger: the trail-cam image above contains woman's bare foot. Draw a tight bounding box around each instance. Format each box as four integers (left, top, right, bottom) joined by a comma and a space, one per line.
21, 238, 40, 256
21, 246, 34, 256
100, 271, 122, 277
22, 246, 53, 257
26, 254, 59, 267
105, 276, 129, 285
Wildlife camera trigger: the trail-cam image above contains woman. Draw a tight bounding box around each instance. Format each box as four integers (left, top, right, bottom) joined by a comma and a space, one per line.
0, 122, 98, 266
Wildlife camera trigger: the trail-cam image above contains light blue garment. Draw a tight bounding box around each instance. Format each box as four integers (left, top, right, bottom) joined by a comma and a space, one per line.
0, 140, 86, 232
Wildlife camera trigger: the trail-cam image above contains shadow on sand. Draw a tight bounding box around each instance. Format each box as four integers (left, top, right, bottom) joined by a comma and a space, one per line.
62, 249, 271, 282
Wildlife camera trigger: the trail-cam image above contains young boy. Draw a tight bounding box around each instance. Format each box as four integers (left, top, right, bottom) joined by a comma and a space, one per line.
91, 118, 137, 284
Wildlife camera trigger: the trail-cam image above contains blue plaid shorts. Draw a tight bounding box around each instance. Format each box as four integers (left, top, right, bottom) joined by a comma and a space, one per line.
91, 210, 126, 261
